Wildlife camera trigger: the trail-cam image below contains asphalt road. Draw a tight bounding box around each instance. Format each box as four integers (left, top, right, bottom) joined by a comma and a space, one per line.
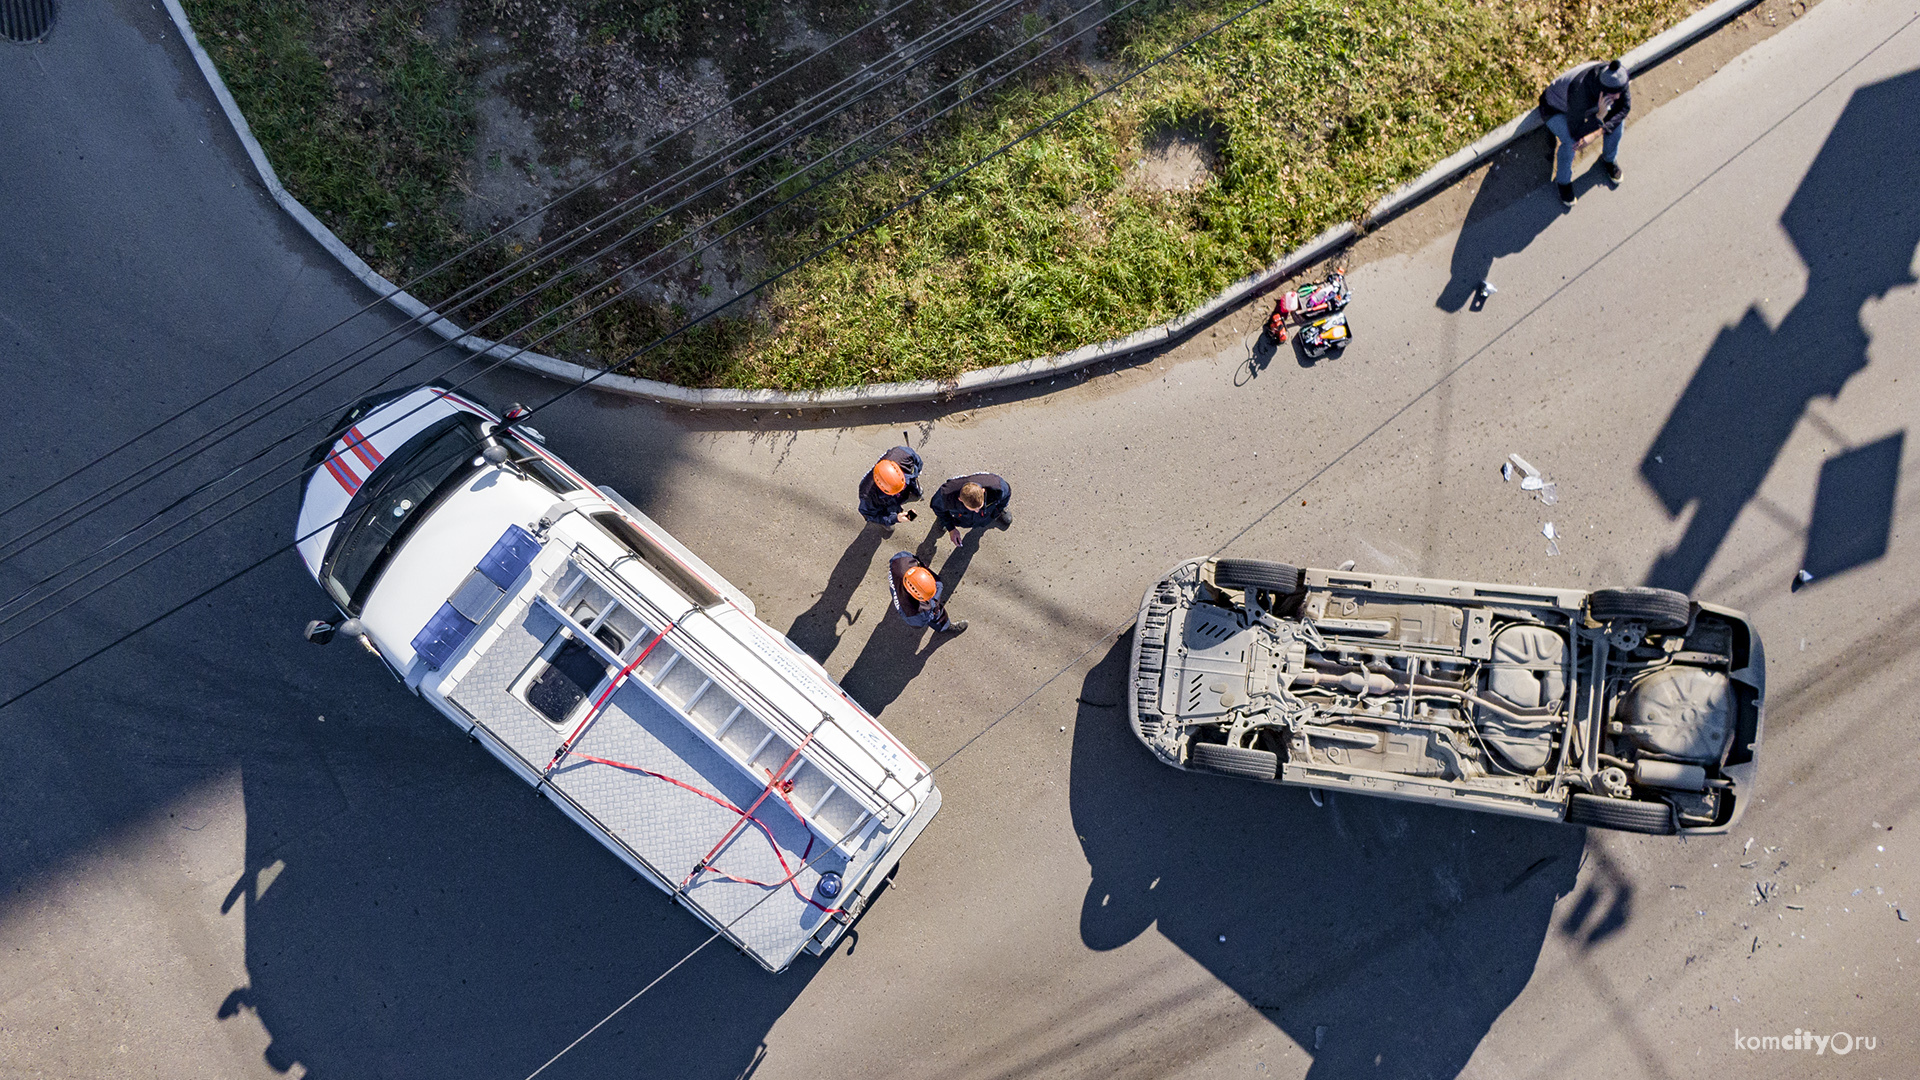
1, 0, 1916, 1077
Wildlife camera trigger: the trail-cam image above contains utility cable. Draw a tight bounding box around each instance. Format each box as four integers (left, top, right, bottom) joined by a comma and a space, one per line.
0, 0, 1009, 566
0, 0, 1134, 625
0, 0, 1263, 696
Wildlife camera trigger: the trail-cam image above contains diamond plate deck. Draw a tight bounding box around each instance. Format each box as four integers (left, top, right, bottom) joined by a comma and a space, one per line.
450, 603, 848, 970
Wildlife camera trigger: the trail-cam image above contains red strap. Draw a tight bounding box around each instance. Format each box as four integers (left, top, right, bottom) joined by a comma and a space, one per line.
545, 624, 673, 774
681, 733, 815, 890
565, 750, 842, 914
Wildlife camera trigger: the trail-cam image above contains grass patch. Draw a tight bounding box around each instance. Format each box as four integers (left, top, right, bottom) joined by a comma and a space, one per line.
185, 0, 1701, 390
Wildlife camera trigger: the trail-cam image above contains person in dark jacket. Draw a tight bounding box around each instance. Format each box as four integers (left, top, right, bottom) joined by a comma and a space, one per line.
856, 446, 923, 531
887, 552, 966, 633
1540, 58, 1630, 206
929, 472, 1012, 545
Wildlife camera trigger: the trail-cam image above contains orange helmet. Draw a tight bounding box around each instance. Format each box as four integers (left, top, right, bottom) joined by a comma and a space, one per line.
902, 566, 938, 602
872, 458, 907, 495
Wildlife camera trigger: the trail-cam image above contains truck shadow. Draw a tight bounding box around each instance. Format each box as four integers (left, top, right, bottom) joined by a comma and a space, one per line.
220, 688, 820, 1080
1071, 634, 1586, 1078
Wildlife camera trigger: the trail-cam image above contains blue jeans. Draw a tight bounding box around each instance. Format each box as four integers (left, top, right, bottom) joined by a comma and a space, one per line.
1546, 113, 1621, 185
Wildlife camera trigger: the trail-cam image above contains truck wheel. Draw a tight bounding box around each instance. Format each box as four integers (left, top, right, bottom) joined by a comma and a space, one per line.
1564, 793, 1676, 834
1189, 742, 1280, 780
1587, 586, 1690, 630
1215, 559, 1302, 594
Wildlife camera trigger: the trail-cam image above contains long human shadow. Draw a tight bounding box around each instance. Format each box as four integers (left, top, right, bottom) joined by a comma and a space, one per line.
1072, 634, 1585, 1078
1436, 130, 1572, 312
1642, 69, 1920, 592
786, 525, 887, 662
838, 530, 981, 717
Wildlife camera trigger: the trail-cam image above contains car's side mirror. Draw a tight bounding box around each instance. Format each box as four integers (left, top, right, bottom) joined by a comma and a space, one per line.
304, 618, 363, 645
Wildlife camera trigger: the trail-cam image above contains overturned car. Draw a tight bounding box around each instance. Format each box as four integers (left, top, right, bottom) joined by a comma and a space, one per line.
1128, 559, 1764, 834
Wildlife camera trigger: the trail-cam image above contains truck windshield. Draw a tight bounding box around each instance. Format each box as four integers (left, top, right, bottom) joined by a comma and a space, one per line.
321, 415, 486, 612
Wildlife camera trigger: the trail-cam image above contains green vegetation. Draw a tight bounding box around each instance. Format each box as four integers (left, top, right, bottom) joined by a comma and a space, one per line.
185, 0, 1699, 390
184, 0, 475, 282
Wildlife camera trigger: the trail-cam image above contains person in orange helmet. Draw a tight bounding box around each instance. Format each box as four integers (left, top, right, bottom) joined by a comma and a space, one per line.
886, 552, 966, 633
857, 445, 923, 532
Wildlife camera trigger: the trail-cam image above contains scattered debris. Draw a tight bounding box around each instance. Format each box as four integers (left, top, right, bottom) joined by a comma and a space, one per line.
1796, 569, 1814, 584
1900, 910, 1909, 922
1744, 837, 1755, 853
1786, 904, 1805, 910
1543, 521, 1560, 557
1309, 788, 1325, 808
1740, 860, 1757, 868
1219, 934, 1228, 943
1337, 559, 1356, 571
1502, 454, 1559, 504
1314, 1025, 1327, 1050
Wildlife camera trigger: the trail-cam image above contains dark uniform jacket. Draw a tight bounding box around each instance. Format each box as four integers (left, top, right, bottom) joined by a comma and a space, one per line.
929, 472, 1011, 531
886, 552, 948, 628
1539, 61, 1631, 142
856, 446, 924, 526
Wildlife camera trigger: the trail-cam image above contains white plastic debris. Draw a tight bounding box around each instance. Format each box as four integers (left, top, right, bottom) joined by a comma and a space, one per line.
1796, 569, 1814, 584
1501, 461, 1515, 482
1219, 935, 1228, 943
1309, 789, 1325, 808
1521, 475, 1545, 491
1337, 560, 1356, 571
1508, 453, 1541, 479
1543, 522, 1560, 557
1538, 482, 1558, 506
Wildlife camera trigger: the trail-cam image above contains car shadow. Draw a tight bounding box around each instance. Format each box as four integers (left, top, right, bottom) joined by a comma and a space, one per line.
1436, 130, 1568, 314
1071, 634, 1585, 1078
1641, 69, 1919, 592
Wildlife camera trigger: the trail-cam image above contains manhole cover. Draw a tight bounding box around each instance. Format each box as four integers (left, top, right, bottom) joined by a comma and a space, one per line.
2, 0, 56, 43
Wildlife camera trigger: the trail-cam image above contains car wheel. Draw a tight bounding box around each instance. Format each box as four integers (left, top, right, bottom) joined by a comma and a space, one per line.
1586, 586, 1691, 630
1214, 558, 1303, 594
1189, 742, 1279, 780
1564, 793, 1676, 834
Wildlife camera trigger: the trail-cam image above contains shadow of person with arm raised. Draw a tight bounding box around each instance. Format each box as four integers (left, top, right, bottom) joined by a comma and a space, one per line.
837, 528, 981, 718
785, 526, 885, 663
1072, 633, 1584, 1078
1642, 70, 1920, 592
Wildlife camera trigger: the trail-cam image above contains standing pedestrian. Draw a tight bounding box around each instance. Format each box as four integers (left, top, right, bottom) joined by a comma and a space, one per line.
1540, 58, 1630, 207
929, 472, 1012, 546
857, 445, 923, 532
886, 552, 967, 634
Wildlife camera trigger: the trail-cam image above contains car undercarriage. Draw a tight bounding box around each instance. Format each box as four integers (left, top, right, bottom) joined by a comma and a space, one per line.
1128, 559, 1764, 834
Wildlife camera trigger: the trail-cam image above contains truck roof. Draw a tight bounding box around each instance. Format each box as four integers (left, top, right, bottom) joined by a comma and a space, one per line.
423, 509, 934, 971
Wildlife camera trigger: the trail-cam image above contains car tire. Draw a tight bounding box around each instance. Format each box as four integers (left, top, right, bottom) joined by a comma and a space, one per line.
1189, 742, 1280, 780
1214, 559, 1303, 594
1587, 586, 1691, 630
1564, 793, 1676, 834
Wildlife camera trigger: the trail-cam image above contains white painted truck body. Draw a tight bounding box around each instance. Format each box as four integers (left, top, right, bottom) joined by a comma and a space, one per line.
295, 386, 939, 971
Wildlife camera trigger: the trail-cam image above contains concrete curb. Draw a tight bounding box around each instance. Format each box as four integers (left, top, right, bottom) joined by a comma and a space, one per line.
168, 0, 1760, 411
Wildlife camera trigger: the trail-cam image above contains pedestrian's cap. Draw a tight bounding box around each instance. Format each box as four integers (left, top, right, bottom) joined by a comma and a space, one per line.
1597, 59, 1628, 90
903, 565, 938, 602
873, 458, 907, 495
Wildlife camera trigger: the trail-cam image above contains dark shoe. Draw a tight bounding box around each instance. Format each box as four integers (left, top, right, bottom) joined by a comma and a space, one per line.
1557, 183, 1576, 207
941, 620, 969, 634
995, 508, 1013, 527
1599, 159, 1622, 184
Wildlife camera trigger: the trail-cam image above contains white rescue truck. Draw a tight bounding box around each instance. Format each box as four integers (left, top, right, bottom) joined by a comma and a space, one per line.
295, 385, 940, 971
